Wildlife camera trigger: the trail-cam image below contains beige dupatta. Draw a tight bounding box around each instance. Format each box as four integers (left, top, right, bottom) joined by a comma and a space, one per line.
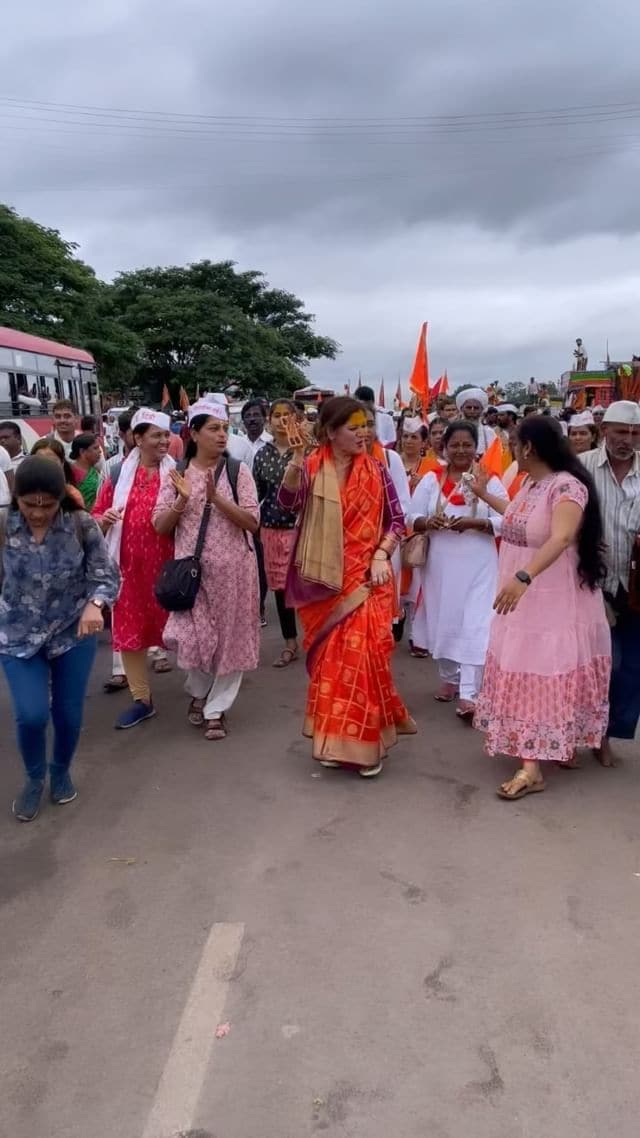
295, 451, 344, 591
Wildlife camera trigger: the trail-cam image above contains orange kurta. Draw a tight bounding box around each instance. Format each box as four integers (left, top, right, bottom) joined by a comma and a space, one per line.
296, 451, 411, 766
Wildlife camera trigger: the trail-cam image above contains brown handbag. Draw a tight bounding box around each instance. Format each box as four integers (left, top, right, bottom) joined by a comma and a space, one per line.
400, 472, 457, 570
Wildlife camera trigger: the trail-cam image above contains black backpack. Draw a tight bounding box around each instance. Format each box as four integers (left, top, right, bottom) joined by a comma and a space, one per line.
111, 452, 242, 503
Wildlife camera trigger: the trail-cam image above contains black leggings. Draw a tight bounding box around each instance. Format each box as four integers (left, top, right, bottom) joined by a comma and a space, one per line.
275, 589, 297, 641
254, 535, 268, 616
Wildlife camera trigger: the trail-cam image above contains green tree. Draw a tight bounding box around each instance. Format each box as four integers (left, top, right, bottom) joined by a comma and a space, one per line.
0, 205, 338, 399
0, 203, 141, 387
109, 260, 338, 399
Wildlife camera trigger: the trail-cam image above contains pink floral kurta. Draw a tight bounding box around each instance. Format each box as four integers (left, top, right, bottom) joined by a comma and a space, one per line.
474, 472, 611, 763
155, 463, 260, 676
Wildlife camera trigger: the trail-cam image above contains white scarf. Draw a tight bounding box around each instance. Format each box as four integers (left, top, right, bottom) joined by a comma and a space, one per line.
105, 447, 175, 565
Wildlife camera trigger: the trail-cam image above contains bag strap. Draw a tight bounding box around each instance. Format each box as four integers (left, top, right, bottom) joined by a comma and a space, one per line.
224, 454, 250, 549
192, 457, 226, 561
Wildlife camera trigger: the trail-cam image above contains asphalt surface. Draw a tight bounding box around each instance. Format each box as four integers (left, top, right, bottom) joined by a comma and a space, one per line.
1, 617, 639, 1138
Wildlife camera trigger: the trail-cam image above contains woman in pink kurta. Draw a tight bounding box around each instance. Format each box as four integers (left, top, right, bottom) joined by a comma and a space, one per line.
471, 416, 611, 799
153, 400, 260, 741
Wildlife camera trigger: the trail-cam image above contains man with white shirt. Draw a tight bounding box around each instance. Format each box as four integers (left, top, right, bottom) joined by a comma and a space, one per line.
455, 388, 497, 456
241, 399, 272, 457
50, 398, 78, 458
581, 400, 640, 766
354, 385, 397, 446
0, 421, 25, 473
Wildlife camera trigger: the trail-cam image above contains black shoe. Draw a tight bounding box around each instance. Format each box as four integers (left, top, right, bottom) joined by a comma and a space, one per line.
393, 612, 406, 643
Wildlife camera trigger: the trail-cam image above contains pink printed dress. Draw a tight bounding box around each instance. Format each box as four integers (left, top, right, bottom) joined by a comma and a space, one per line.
474, 472, 611, 763
156, 464, 260, 677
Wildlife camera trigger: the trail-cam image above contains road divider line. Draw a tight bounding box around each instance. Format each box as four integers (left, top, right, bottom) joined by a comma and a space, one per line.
142, 921, 245, 1138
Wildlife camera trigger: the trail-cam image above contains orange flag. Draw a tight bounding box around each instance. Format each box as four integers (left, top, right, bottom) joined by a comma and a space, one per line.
161, 384, 173, 413
178, 386, 190, 413
408, 322, 429, 408
430, 371, 449, 402
378, 379, 385, 408
479, 435, 505, 479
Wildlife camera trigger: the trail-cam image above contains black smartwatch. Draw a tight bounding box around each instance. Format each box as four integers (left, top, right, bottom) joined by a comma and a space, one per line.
515, 570, 532, 586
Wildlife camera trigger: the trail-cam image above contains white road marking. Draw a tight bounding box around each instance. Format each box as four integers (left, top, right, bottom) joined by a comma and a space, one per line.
142, 921, 244, 1138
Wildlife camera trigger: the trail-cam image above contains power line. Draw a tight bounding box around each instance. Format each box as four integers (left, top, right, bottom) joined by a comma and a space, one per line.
1, 93, 639, 125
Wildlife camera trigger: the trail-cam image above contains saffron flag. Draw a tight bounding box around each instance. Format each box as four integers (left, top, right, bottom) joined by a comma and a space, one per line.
430, 371, 449, 402
408, 322, 429, 408
378, 379, 385, 408
178, 386, 190, 413
479, 435, 506, 479
161, 384, 173, 413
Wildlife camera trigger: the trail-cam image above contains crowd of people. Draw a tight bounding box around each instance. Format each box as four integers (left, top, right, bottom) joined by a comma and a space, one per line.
0, 384, 639, 822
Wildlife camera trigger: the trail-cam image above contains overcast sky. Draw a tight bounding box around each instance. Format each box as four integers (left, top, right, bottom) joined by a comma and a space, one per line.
2, 0, 640, 396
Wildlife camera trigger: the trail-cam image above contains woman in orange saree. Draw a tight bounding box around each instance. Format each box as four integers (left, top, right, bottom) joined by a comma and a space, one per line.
279, 397, 415, 777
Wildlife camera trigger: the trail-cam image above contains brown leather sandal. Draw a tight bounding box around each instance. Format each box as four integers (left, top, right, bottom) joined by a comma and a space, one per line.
204, 715, 227, 741
188, 698, 206, 727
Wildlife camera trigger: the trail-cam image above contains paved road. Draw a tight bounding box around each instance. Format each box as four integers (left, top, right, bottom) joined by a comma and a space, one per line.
1, 621, 639, 1138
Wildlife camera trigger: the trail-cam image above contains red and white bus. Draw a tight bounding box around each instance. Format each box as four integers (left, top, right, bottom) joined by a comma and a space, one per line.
0, 325, 100, 448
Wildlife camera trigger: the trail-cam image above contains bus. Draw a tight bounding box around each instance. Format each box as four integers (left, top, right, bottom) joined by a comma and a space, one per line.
0, 325, 100, 448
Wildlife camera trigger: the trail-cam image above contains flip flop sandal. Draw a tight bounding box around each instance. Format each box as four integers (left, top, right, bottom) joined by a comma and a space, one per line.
456, 702, 476, 722
410, 647, 430, 658
152, 657, 173, 674
273, 648, 298, 668
204, 716, 227, 741
188, 698, 206, 727
497, 770, 546, 800
434, 683, 458, 702
103, 676, 128, 693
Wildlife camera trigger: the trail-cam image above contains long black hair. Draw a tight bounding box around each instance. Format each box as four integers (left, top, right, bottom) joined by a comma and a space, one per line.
70, 432, 97, 461
29, 441, 82, 511
517, 416, 606, 589
12, 455, 81, 514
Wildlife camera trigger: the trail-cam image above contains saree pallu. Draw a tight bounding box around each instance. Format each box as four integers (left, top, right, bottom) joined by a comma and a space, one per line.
297, 452, 410, 767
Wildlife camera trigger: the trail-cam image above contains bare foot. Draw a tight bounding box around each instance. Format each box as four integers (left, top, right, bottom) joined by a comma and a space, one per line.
593, 740, 617, 768
557, 750, 582, 769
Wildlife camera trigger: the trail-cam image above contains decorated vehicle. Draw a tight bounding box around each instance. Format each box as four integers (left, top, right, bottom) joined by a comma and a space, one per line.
561, 358, 640, 410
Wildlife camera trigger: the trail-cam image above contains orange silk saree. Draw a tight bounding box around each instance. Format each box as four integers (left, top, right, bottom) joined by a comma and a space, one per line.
296, 448, 412, 767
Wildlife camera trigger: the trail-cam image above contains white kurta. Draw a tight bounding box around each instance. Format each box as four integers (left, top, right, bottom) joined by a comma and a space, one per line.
384, 449, 411, 607
408, 472, 507, 664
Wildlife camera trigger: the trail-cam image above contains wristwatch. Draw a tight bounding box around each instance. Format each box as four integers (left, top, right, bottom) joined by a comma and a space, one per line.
514, 570, 532, 586
89, 598, 106, 610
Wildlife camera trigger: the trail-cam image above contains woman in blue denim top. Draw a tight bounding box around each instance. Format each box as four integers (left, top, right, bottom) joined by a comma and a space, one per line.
0, 457, 120, 822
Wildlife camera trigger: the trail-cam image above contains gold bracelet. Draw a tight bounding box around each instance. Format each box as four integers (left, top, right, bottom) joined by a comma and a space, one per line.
170, 501, 185, 514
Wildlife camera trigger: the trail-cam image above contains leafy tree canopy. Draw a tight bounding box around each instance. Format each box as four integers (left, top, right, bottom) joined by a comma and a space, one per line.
0, 205, 338, 398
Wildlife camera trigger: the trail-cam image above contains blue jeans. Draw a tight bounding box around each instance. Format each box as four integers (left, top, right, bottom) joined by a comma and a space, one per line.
1, 638, 97, 781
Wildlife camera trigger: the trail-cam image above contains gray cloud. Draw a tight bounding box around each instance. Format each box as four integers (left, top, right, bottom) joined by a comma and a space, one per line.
1, 0, 640, 389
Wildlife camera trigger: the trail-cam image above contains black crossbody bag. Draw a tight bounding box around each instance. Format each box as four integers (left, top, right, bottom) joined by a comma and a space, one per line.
154, 458, 225, 612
